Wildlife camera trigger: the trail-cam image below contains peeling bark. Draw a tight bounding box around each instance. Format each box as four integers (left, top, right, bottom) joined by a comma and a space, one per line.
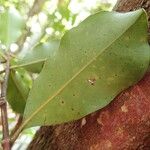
28, 0, 150, 149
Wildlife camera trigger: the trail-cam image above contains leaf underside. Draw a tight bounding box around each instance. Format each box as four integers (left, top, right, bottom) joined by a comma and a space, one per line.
22, 9, 149, 128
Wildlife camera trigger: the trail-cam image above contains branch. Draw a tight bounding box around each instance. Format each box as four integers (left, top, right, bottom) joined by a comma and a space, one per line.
10, 122, 24, 146
0, 54, 11, 150
28, 0, 45, 17
10, 116, 23, 146
16, 0, 46, 54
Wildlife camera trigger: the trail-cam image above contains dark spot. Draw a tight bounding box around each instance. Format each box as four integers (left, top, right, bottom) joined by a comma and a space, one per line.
61, 100, 64, 104
73, 94, 75, 97
77, 112, 80, 115
71, 108, 74, 111
48, 84, 51, 87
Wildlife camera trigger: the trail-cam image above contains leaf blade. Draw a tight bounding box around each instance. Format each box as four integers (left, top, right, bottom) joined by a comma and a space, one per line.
22, 9, 150, 128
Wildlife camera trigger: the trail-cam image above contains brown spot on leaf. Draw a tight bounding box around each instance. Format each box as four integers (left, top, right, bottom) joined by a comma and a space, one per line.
88, 78, 96, 86
60, 100, 65, 105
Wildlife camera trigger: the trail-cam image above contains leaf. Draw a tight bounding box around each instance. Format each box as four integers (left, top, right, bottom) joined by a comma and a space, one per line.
17, 40, 60, 73
22, 9, 149, 128
0, 8, 25, 48
7, 69, 32, 114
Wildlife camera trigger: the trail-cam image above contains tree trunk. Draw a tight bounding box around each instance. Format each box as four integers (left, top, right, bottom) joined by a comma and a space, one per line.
28, 0, 150, 149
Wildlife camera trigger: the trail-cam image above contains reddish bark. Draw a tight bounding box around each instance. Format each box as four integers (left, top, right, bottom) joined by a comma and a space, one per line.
76, 71, 150, 149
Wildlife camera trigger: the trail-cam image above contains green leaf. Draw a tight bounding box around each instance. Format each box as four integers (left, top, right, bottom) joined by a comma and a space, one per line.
0, 7, 25, 48
7, 69, 32, 114
22, 9, 149, 128
17, 40, 60, 73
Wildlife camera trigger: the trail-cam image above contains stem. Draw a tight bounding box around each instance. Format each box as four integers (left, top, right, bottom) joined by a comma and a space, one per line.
0, 64, 26, 74
0, 58, 46, 75
0, 54, 11, 150
28, 0, 45, 17
10, 118, 25, 146
10, 116, 23, 137
10, 116, 23, 146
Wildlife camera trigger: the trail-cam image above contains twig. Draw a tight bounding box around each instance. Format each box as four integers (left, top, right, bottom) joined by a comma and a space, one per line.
15, 0, 46, 54
0, 64, 28, 75
10, 116, 23, 146
15, 27, 30, 53
28, 0, 45, 17
0, 54, 11, 150
10, 124, 23, 146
